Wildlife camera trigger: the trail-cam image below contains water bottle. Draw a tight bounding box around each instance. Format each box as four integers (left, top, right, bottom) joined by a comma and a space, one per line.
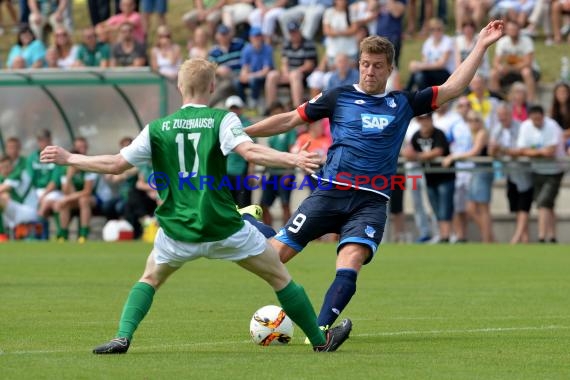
561, 56, 569, 82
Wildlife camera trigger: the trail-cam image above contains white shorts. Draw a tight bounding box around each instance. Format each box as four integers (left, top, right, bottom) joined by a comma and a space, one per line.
153, 221, 267, 267
36, 188, 64, 201
3, 200, 39, 227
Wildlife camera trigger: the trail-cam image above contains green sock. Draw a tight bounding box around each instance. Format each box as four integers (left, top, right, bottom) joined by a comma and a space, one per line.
79, 226, 90, 238
53, 213, 61, 233
59, 228, 69, 240
0, 213, 5, 234
276, 280, 326, 346
117, 282, 156, 340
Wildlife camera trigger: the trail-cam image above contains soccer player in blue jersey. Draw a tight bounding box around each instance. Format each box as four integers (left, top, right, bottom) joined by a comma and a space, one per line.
245, 20, 505, 331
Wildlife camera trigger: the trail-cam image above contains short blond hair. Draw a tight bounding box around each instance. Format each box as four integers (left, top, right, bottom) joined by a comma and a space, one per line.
177, 58, 217, 98
359, 36, 394, 66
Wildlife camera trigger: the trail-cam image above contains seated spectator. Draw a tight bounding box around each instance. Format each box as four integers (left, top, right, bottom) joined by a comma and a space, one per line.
107, 0, 145, 45
187, 26, 210, 59
28, 0, 67, 43
551, 0, 570, 44
4, 137, 26, 177
248, 0, 287, 45
325, 53, 359, 91
87, 0, 120, 26
405, 18, 454, 91
455, 20, 490, 79
404, 113, 455, 243
221, 0, 255, 34
322, 0, 360, 65
50, 26, 78, 69
291, 119, 332, 164
237, 26, 273, 111
0, 0, 18, 36
150, 25, 182, 80
141, 0, 167, 33
123, 164, 159, 239
110, 21, 147, 67
443, 110, 494, 242
0, 156, 40, 238
278, 0, 329, 41
454, 0, 494, 34
6, 26, 46, 69
207, 24, 246, 107
466, 74, 501, 130
488, 102, 532, 244
74, 26, 111, 67
489, 19, 540, 102
260, 101, 297, 228
182, 0, 224, 37
550, 82, 570, 153
490, 0, 536, 28
507, 81, 530, 123
264, 21, 317, 109
44, 47, 58, 67
95, 21, 112, 44
515, 105, 566, 243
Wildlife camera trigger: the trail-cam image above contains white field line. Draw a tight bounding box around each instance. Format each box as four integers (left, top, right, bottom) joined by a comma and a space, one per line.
1, 325, 568, 356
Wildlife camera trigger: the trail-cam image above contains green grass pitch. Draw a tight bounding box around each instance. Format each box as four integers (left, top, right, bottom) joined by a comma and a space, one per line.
1, 242, 569, 379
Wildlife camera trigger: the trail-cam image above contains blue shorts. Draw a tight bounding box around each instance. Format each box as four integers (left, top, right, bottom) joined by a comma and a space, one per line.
141, 0, 167, 14
468, 170, 494, 203
275, 188, 388, 264
426, 179, 455, 221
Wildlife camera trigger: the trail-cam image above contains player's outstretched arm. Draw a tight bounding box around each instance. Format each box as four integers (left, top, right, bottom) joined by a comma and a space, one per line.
436, 20, 504, 107
244, 110, 305, 137
233, 141, 321, 174
40, 146, 133, 175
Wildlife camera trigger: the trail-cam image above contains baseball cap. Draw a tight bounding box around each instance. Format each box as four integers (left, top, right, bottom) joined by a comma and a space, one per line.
216, 24, 230, 35
249, 26, 263, 37
225, 95, 245, 109
287, 21, 301, 31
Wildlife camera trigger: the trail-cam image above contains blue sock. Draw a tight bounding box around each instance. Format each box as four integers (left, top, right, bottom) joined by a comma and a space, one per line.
317, 269, 358, 327
242, 214, 277, 238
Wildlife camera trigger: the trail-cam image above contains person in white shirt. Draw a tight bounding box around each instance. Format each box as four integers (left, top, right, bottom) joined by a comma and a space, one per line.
513, 105, 565, 243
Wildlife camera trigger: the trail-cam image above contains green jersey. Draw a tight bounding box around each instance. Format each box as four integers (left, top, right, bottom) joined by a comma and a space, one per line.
121, 105, 252, 243
27, 150, 58, 189
3, 163, 37, 208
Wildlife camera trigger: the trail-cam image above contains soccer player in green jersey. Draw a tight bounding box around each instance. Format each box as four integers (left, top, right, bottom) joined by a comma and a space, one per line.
41, 57, 352, 354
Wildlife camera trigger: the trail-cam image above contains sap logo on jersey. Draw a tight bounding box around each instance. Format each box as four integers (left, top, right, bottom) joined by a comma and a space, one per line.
361, 114, 395, 132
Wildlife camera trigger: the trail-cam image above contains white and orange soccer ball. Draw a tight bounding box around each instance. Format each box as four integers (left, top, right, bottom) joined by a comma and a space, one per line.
249, 305, 294, 346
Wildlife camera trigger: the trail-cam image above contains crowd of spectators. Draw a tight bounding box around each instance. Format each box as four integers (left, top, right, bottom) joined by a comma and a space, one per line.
0, 0, 569, 243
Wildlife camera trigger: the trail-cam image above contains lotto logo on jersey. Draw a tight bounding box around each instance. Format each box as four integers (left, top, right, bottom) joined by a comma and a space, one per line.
361, 114, 395, 133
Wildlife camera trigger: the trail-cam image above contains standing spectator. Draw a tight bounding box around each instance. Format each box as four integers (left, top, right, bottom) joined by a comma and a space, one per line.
515, 105, 566, 243
238, 26, 273, 111
322, 0, 360, 65
50, 26, 78, 69
107, 0, 145, 45
110, 21, 147, 67
28, 0, 67, 43
279, 0, 331, 41
507, 81, 530, 123
443, 110, 495, 242
264, 21, 318, 109
406, 18, 454, 91
488, 102, 532, 243
187, 26, 210, 59
550, 82, 570, 153
260, 101, 297, 228
150, 25, 182, 80
74, 26, 111, 67
248, 0, 287, 45
375, 0, 406, 70
6, 26, 46, 69
405, 113, 455, 243
446, 98, 473, 243
141, 0, 167, 33
489, 19, 540, 102
225, 95, 255, 207
207, 24, 246, 107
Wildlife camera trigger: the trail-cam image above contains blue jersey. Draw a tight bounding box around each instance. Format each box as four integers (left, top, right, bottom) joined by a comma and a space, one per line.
297, 84, 438, 198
